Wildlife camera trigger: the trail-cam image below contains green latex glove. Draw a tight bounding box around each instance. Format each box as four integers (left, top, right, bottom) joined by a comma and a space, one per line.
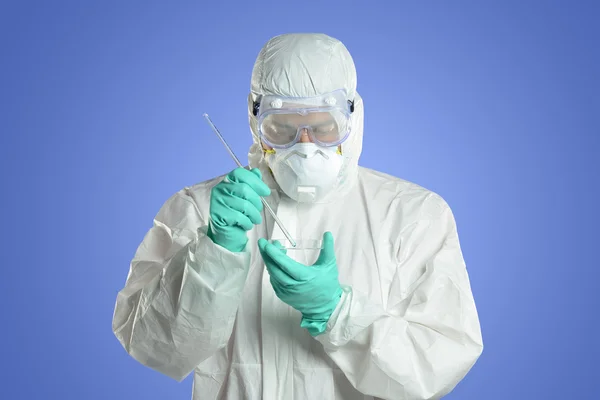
258, 231, 343, 336
208, 167, 271, 252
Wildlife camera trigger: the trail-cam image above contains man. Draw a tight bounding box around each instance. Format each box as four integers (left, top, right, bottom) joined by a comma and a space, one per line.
112, 33, 483, 399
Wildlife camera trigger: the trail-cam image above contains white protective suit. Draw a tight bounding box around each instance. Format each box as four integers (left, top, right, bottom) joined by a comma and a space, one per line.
112, 33, 483, 400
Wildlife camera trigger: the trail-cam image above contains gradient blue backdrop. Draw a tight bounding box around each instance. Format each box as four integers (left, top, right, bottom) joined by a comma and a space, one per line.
1, 1, 598, 399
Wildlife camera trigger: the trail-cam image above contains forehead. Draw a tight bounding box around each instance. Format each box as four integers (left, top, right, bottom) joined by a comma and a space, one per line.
267, 111, 335, 125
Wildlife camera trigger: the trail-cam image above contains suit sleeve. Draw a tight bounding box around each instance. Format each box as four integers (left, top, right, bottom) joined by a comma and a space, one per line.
317, 195, 483, 400
112, 188, 251, 381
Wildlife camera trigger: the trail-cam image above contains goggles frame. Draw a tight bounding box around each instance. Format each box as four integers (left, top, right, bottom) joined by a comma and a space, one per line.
252, 89, 355, 149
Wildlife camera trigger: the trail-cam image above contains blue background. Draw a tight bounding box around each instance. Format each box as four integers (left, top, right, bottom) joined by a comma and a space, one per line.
1, 1, 598, 399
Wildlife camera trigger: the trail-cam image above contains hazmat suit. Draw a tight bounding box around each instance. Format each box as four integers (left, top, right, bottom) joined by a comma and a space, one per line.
112, 33, 483, 400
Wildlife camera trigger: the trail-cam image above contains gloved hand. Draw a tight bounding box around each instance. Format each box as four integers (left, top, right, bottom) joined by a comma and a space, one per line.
258, 231, 343, 336
208, 167, 271, 252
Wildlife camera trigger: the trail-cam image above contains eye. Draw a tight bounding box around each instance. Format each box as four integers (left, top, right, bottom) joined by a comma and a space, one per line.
267, 121, 292, 134
313, 123, 336, 135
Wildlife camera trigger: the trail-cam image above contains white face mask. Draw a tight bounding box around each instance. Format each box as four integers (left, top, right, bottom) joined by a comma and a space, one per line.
265, 143, 344, 203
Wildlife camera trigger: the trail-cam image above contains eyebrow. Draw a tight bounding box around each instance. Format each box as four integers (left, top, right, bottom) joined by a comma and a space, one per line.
272, 120, 334, 129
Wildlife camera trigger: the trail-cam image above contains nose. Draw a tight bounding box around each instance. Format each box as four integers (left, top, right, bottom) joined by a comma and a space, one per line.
299, 129, 312, 143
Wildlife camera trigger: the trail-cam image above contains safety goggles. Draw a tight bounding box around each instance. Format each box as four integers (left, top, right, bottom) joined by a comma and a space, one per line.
252, 89, 354, 149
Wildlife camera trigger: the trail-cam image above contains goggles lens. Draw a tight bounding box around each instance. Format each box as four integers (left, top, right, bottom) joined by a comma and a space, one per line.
256, 90, 352, 148
260, 110, 349, 147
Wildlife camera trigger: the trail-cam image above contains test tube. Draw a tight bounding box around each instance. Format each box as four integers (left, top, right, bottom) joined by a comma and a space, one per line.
203, 113, 297, 248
